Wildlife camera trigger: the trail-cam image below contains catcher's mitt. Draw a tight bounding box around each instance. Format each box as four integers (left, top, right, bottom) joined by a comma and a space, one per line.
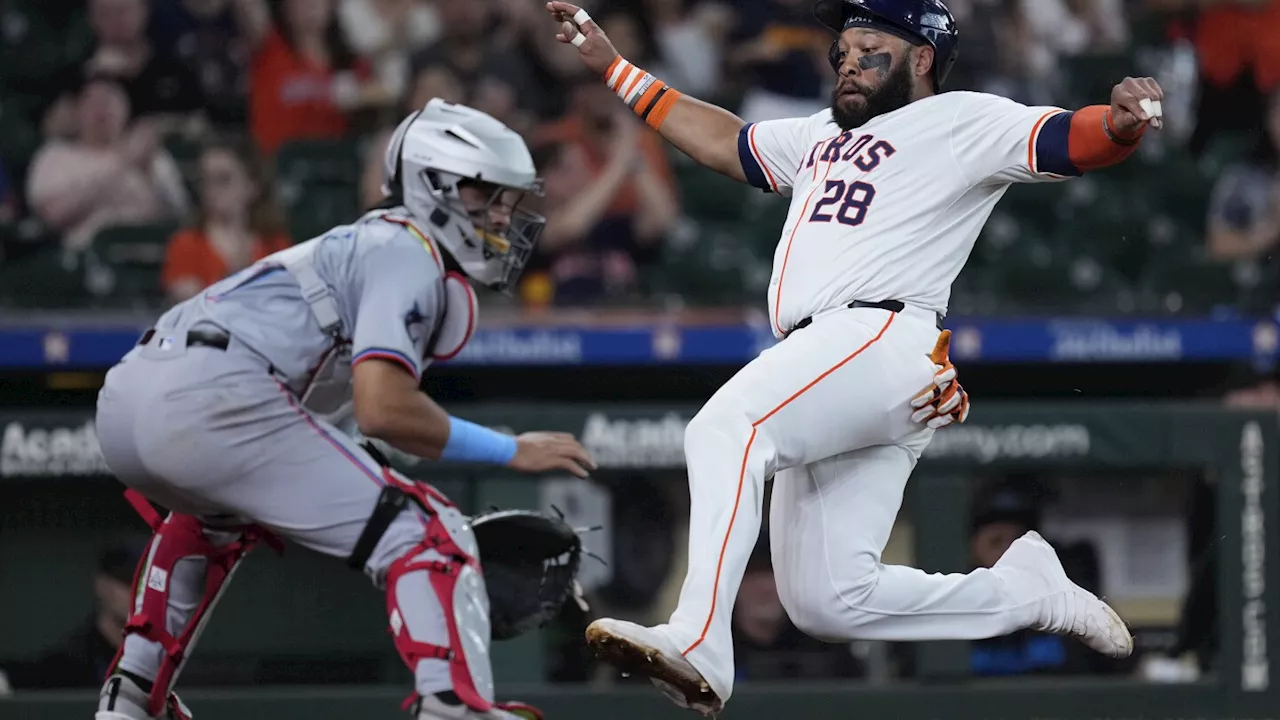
471, 508, 588, 641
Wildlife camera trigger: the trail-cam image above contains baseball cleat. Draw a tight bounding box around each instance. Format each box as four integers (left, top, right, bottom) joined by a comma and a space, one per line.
995, 531, 1134, 658
95, 672, 192, 720
585, 619, 722, 716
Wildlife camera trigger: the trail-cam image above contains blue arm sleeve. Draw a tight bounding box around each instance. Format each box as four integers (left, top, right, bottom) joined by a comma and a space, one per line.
441, 416, 518, 465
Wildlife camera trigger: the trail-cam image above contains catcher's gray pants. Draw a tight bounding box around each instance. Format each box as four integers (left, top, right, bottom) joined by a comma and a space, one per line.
95, 338, 464, 699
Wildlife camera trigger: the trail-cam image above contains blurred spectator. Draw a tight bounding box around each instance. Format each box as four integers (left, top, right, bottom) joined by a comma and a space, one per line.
732, 532, 863, 682
643, 0, 733, 97
360, 63, 467, 211
406, 63, 468, 113
529, 99, 678, 306
2, 540, 146, 689
1223, 365, 1280, 407
0, 160, 19, 226
1150, 0, 1280, 157
247, 0, 388, 156
27, 77, 190, 253
1015, 0, 1129, 57
1205, 88, 1280, 260
938, 0, 1012, 95
409, 0, 539, 121
968, 479, 1116, 677
148, 0, 262, 127
728, 0, 831, 122
489, 0, 587, 119
84, 0, 207, 131
162, 138, 290, 303
339, 0, 440, 102
1157, 470, 1218, 678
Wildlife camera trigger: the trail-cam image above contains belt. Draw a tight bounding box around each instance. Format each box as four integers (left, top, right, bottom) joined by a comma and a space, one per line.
789, 300, 944, 335
137, 328, 230, 351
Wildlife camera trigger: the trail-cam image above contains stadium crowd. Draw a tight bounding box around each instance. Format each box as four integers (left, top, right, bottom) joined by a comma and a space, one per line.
0, 0, 1273, 312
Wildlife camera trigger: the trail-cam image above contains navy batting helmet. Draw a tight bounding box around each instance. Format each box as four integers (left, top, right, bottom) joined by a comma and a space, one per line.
814, 0, 959, 89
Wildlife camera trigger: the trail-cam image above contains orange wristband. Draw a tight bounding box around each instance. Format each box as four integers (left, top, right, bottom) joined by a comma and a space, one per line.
603, 55, 683, 130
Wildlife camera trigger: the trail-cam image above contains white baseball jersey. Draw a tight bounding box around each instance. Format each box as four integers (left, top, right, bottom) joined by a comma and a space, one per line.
738, 90, 1080, 337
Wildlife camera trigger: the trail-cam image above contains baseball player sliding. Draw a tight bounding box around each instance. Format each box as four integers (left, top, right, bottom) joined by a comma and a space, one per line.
550, 0, 1155, 714
92, 100, 594, 720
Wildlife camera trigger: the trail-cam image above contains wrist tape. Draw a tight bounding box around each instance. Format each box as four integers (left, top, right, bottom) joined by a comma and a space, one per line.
604, 56, 683, 130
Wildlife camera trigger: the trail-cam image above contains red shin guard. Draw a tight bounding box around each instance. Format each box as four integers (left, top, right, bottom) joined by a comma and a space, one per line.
113, 490, 282, 717
380, 470, 495, 713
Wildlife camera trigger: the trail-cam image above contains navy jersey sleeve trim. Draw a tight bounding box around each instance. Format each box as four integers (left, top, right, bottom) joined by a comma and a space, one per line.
352, 347, 421, 380
1034, 111, 1082, 177
737, 123, 774, 193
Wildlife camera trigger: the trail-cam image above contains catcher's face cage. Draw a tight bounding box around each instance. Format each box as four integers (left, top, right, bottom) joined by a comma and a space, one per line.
430, 172, 547, 294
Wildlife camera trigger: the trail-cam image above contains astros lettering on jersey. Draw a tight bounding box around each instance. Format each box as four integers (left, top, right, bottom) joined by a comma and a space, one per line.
739, 92, 1075, 337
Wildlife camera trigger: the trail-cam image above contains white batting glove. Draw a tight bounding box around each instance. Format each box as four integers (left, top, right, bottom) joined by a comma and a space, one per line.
910, 329, 971, 430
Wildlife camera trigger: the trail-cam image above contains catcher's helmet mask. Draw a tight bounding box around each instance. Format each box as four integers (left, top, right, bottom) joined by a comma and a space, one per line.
814, 0, 959, 90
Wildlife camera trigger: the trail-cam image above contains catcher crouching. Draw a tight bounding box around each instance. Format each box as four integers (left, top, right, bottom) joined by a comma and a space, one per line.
92, 101, 594, 720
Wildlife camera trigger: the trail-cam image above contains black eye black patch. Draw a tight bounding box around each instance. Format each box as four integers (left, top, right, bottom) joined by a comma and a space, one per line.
857, 52, 892, 73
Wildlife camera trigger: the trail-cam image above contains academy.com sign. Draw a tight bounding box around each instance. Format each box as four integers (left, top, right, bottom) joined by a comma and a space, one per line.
921, 424, 1091, 464
579, 412, 1092, 468
581, 412, 688, 468
1, 420, 111, 477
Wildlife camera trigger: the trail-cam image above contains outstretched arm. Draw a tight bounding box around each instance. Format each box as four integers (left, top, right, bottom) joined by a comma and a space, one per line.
954, 76, 1166, 186
546, 2, 748, 184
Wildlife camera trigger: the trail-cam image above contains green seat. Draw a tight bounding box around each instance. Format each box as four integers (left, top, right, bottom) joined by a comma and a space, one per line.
661, 221, 755, 305
164, 134, 204, 199
88, 223, 179, 306
0, 3, 92, 88
999, 182, 1068, 237
673, 160, 749, 223
989, 239, 1132, 313
276, 139, 361, 244
1060, 53, 1134, 107
289, 183, 360, 244
740, 195, 790, 257
276, 139, 361, 185
0, 246, 90, 308
1138, 247, 1242, 314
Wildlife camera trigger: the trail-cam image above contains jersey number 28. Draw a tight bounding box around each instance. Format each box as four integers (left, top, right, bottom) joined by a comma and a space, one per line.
809, 180, 876, 227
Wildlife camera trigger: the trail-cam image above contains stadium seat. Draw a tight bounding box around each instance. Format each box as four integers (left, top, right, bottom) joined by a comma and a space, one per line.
88, 223, 179, 307
661, 220, 757, 305
1060, 53, 1134, 107
670, 150, 749, 223
164, 134, 204, 199
1137, 246, 1243, 314
0, 1, 92, 88
288, 184, 360, 245
275, 139, 362, 244
0, 245, 90, 308
276, 138, 361, 185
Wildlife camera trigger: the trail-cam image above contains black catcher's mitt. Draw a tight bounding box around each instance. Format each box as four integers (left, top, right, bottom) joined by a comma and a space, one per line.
471, 508, 587, 641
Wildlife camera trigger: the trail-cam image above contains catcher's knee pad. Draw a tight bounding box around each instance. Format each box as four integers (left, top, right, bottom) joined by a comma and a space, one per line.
353, 470, 495, 713
115, 490, 281, 717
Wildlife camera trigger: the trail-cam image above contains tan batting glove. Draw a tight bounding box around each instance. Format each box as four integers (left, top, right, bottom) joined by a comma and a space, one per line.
910, 330, 971, 429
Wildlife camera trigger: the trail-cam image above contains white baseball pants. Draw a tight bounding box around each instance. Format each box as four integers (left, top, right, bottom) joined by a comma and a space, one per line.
663, 305, 1039, 702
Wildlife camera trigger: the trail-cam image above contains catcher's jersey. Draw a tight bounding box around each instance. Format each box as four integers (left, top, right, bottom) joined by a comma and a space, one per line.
739, 91, 1079, 337
149, 208, 446, 390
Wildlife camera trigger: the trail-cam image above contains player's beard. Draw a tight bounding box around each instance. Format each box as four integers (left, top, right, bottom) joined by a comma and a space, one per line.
830, 57, 916, 131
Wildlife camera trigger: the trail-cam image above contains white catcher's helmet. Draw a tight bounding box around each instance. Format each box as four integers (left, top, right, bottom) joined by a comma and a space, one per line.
382, 99, 545, 292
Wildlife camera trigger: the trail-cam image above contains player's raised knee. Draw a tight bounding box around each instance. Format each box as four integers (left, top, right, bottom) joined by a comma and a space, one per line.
780, 558, 882, 641
684, 400, 757, 452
